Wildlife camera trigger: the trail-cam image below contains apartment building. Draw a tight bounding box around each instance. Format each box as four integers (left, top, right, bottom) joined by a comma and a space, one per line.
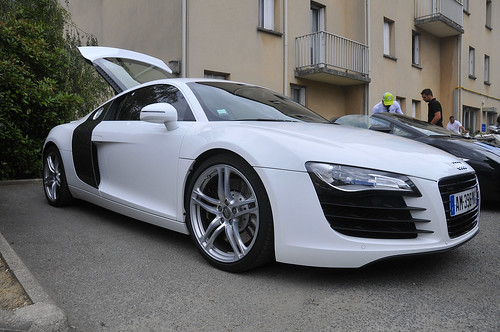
64, 0, 499, 132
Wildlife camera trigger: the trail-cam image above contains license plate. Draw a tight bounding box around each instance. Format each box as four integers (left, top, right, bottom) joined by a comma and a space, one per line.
450, 187, 478, 217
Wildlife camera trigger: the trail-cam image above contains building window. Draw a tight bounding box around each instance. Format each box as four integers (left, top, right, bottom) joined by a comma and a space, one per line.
486, 0, 492, 29
310, 3, 325, 65
484, 55, 490, 84
290, 85, 306, 106
412, 100, 421, 119
259, 0, 275, 31
311, 3, 325, 32
463, 0, 470, 14
463, 106, 478, 132
396, 97, 406, 114
412, 31, 420, 66
469, 47, 476, 79
204, 70, 229, 80
383, 18, 395, 59
483, 108, 497, 129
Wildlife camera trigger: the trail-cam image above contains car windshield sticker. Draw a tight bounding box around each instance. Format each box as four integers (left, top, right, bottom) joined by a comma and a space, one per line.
217, 109, 228, 116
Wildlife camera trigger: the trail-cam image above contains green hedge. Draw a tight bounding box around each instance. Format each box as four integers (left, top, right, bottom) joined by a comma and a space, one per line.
0, 0, 110, 179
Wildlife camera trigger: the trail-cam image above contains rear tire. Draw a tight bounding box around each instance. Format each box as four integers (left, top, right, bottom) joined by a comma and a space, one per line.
185, 154, 274, 272
43, 146, 73, 207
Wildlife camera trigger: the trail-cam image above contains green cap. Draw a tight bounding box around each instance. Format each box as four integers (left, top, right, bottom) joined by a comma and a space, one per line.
383, 92, 394, 106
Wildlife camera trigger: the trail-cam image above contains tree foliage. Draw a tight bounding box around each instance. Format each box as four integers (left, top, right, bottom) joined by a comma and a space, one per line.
0, 0, 110, 179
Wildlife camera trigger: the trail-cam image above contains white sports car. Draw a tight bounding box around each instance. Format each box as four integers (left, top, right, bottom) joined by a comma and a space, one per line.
43, 47, 480, 272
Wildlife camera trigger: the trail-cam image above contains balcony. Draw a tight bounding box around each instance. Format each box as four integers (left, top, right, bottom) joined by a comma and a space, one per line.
295, 31, 370, 86
414, 0, 464, 37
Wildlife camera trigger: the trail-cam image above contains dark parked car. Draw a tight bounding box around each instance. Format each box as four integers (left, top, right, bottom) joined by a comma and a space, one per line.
334, 113, 500, 201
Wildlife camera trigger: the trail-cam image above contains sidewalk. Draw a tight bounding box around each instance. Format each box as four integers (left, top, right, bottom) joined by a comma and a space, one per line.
0, 180, 68, 331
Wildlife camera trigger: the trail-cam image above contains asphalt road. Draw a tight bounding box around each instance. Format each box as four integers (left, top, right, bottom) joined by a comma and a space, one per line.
0, 181, 498, 331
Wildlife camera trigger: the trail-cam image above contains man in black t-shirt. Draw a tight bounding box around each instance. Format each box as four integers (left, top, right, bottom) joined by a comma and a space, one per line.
421, 88, 443, 127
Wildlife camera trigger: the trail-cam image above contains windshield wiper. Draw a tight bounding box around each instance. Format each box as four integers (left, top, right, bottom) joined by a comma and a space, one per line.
289, 114, 312, 120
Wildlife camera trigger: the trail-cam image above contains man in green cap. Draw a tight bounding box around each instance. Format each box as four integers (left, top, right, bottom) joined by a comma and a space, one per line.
372, 92, 403, 114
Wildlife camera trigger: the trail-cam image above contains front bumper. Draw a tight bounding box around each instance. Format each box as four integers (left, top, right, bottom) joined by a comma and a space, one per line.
255, 167, 479, 268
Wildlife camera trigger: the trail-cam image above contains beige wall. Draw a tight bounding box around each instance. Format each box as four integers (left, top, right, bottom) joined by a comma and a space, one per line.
369, 0, 445, 121
341, 0, 367, 42
187, 0, 367, 119
63, 0, 366, 120
460, 0, 500, 131
63, 0, 499, 129
63, 0, 103, 39
439, 36, 459, 121
62, 0, 183, 69
186, 0, 284, 90
285, 0, 367, 119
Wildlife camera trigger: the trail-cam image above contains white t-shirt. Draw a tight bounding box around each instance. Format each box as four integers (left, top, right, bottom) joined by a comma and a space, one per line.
446, 120, 463, 134
372, 101, 403, 114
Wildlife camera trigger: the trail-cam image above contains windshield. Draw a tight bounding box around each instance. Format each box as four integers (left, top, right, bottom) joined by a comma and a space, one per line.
187, 82, 329, 123
334, 114, 384, 129
377, 113, 462, 137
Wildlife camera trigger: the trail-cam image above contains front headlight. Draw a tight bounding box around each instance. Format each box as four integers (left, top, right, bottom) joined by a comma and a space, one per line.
305, 162, 418, 194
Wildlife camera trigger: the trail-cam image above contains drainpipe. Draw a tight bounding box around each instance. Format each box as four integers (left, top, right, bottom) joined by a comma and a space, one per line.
283, 0, 288, 96
365, 0, 370, 115
455, 33, 462, 119
182, 0, 187, 78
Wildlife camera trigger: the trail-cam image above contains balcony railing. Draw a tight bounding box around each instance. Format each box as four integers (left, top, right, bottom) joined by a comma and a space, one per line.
414, 0, 463, 37
295, 31, 369, 84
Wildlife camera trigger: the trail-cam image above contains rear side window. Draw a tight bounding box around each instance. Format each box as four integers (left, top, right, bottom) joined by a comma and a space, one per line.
106, 84, 195, 121
94, 57, 173, 93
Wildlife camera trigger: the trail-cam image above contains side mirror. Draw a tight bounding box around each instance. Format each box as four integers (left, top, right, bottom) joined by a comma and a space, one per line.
369, 125, 392, 133
140, 103, 178, 131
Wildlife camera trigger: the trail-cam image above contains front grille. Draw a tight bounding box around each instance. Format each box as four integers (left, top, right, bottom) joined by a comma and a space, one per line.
309, 174, 430, 239
438, 173, 479, 238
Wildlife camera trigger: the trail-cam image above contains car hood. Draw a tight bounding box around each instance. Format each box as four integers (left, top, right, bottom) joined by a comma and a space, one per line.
182, 122, 474, 181
417, 136, 500, 162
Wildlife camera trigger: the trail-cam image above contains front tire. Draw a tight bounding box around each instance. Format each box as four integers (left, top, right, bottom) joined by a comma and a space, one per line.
43, 146, 73, 207
185, 154, 274, 272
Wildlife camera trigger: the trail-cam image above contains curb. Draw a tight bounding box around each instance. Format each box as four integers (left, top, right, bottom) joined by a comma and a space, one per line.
0, 179, 43, 186
0, 232, 68, 331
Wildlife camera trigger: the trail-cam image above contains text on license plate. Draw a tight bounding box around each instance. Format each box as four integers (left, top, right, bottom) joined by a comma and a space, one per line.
450, 187, 478, 217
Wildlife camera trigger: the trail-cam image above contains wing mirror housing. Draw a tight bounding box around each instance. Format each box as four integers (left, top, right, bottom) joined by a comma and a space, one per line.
140, 103, 178, 130
369, 125, 392, 133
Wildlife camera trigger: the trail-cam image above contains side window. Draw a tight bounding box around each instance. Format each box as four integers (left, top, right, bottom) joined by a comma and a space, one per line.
91, 101, 111, 122
369, 117, 390, 128
107, 84, 195, 121
115, 87, 155, 121
370, 118, 413, 137
153, 85, 195, 121
392, 127, 413, 137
